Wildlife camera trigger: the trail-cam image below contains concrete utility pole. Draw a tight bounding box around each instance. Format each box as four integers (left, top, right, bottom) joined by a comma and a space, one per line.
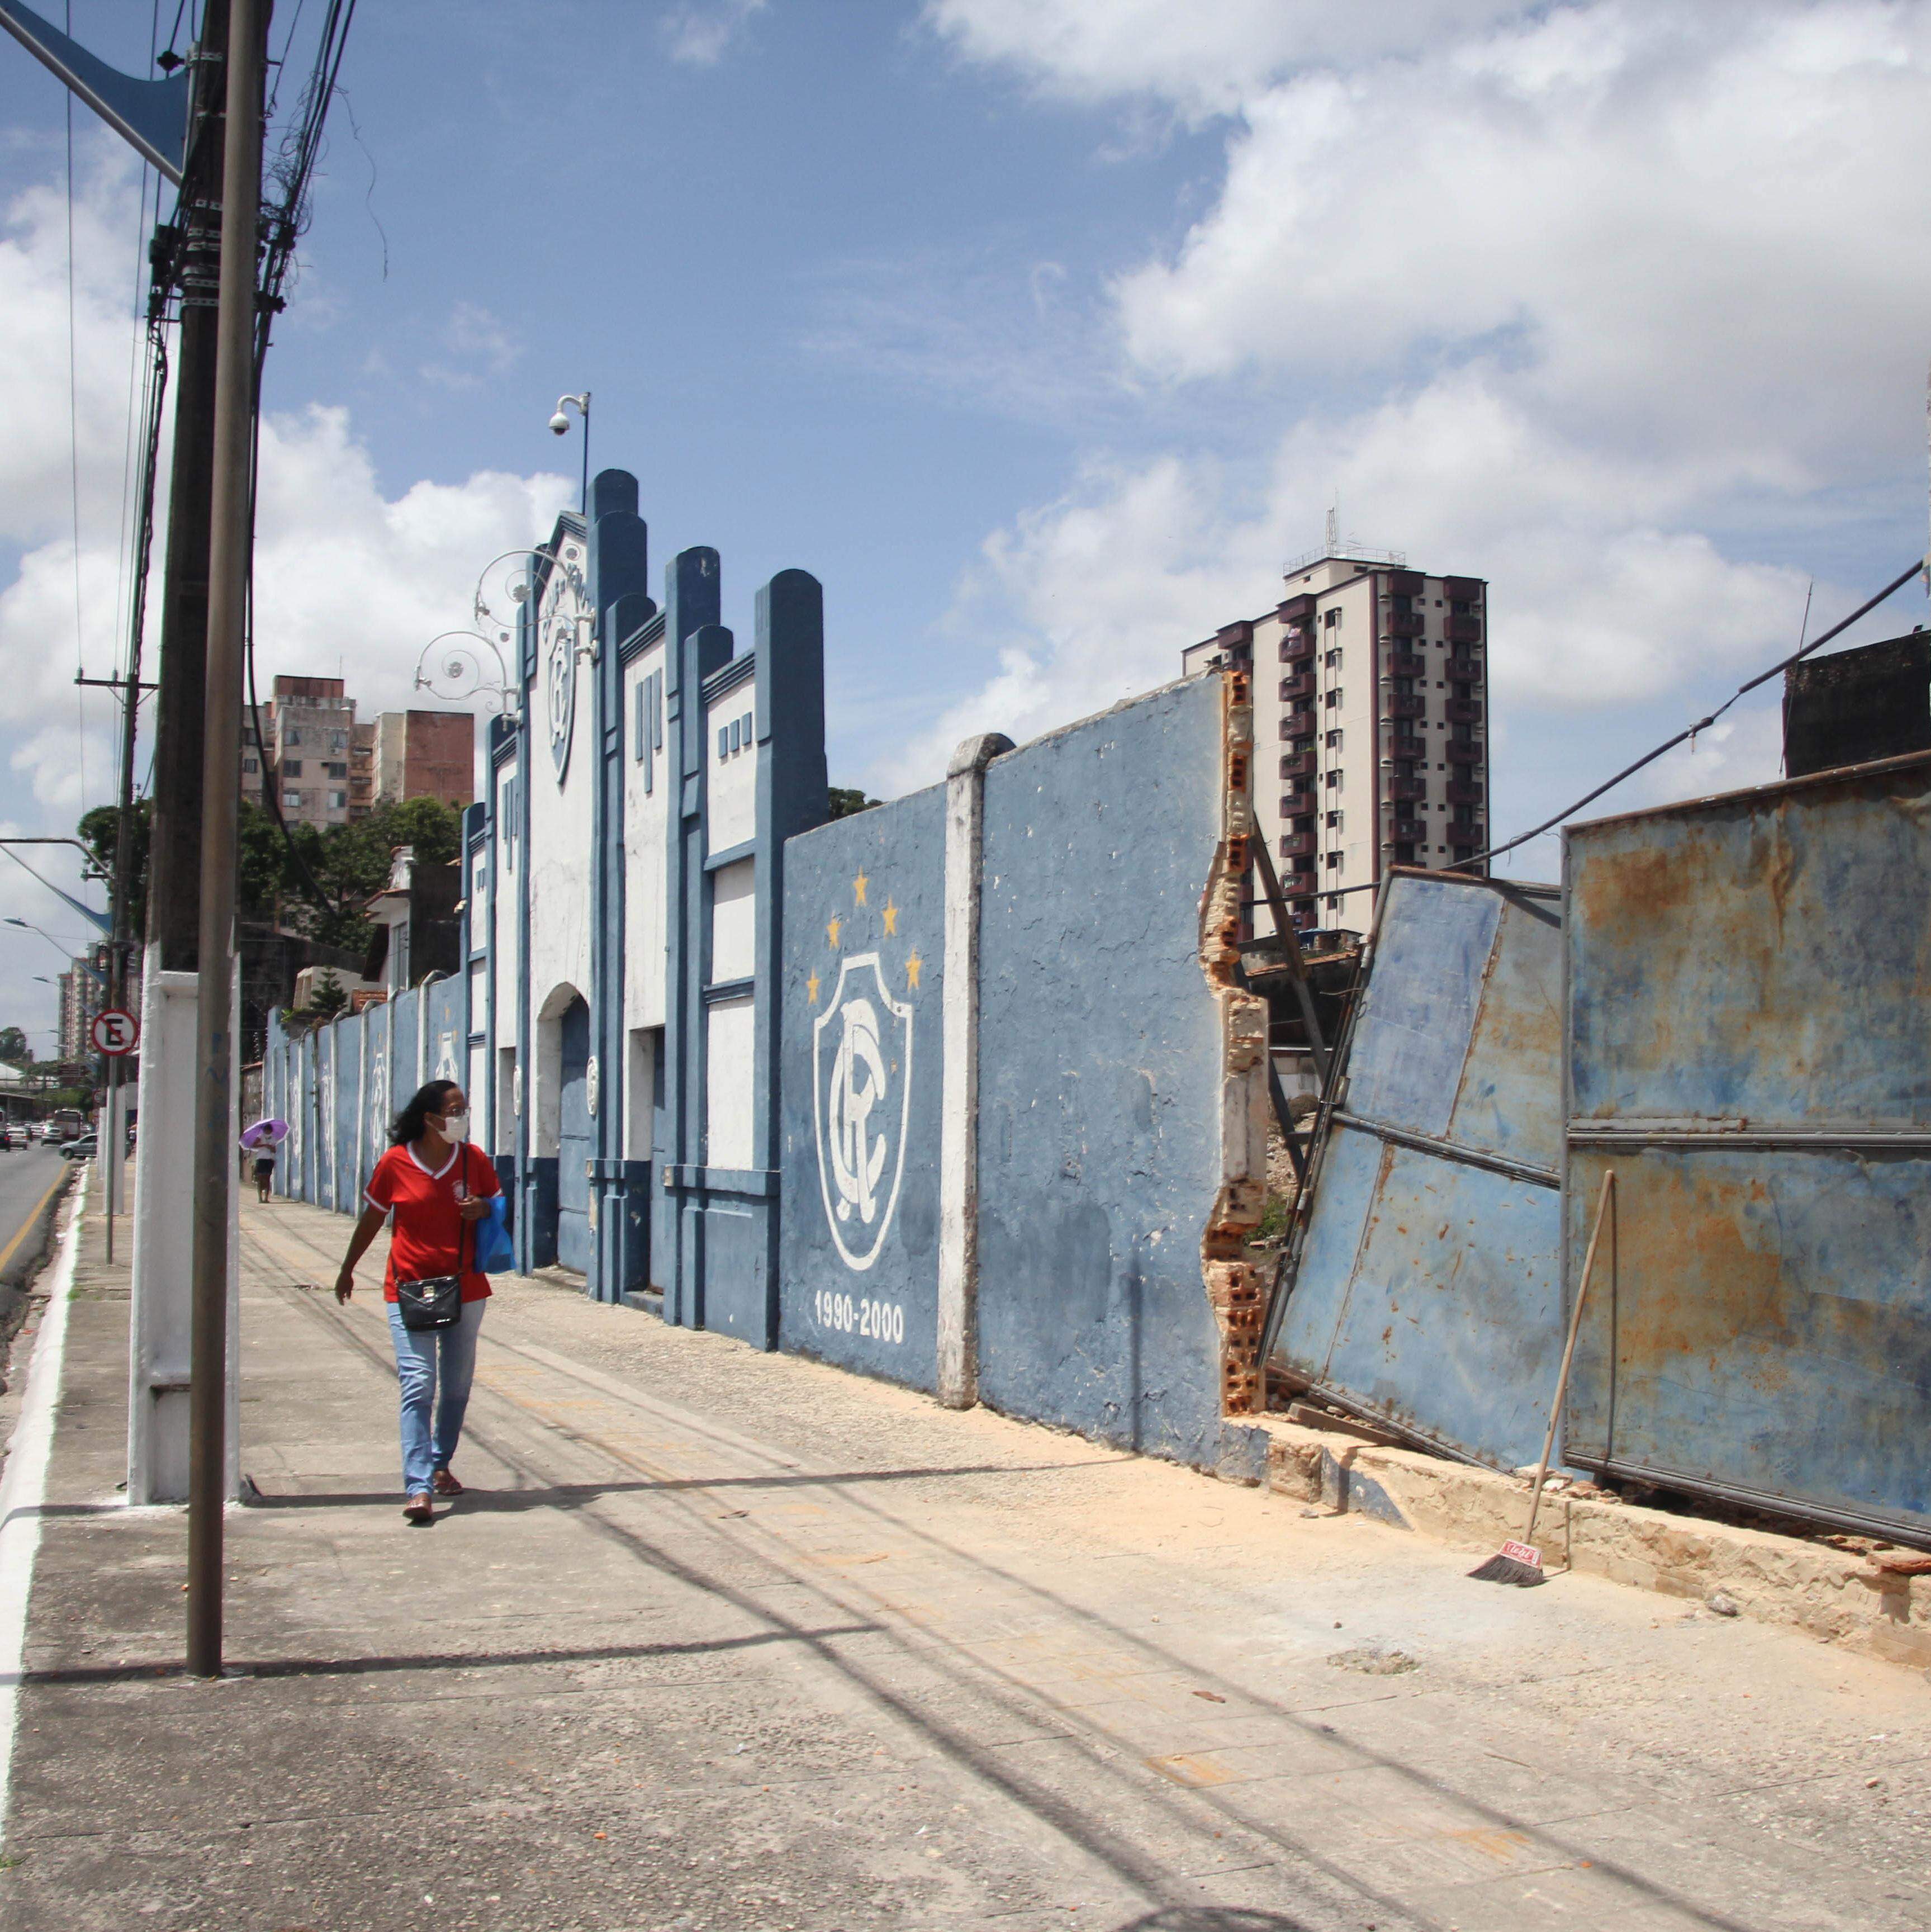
187, 0, 265, 1682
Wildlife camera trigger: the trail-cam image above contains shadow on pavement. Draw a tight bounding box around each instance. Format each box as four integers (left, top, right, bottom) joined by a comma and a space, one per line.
22, 1620, 882, 1687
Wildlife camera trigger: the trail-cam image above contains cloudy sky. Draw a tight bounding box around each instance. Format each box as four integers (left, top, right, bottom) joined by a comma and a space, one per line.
1, 0, 1927, 1045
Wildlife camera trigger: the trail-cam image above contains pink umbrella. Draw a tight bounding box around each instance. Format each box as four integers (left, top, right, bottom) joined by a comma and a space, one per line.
240, 1117, 288, 1149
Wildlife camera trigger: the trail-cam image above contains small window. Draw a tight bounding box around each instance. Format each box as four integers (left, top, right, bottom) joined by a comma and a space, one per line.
718, 726, 729, 759
330, 730, 348, 752
242, 757, 258, 774
282, 759, 303, 776
1322, 608, 1342, 629
327, 790, 347, 809
283, 728, 302, 747
1324, 769, 1342, 791
325, 761, 348, 778
1324, 729, 1344, 751
282, 790, 302, 809
729, 718, 742, 755
1323, 647, 1342, 670
1323, 689, 1342, 709
1324, 851, 1342, 870
1325, 810, 1344, 831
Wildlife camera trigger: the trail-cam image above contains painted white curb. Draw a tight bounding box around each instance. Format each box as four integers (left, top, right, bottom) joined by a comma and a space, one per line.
0, 1169, 87, 1849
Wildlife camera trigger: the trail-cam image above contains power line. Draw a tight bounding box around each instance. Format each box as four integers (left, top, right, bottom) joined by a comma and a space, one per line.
1304, 554, 1928, 907
1464, 555, 1926, 870
63, 1, 86, 808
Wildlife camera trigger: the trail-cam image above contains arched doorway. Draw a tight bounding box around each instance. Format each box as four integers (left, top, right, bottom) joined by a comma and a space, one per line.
556, 996, 592, 1273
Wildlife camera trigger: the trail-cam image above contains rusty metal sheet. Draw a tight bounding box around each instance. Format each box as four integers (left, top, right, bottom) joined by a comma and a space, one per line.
1271, 870, 1566, 1470
1564, 753, 1931, 1545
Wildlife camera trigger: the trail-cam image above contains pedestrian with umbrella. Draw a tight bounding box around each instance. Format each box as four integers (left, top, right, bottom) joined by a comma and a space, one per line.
241, 1116, 287, 1203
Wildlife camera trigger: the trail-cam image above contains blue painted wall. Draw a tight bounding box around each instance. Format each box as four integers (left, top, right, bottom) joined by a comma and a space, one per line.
778, 782, 946, 1389
974, 678, 1231, 1466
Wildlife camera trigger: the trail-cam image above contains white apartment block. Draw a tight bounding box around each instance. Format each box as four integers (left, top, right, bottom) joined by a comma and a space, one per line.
1182, 551, 1489, 933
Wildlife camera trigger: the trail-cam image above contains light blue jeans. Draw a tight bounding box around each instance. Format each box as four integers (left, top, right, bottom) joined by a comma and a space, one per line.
386, 1299, 485, 1494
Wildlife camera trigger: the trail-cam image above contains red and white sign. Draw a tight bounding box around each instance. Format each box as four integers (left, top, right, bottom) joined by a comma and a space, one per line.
90, 1007, 140, 1057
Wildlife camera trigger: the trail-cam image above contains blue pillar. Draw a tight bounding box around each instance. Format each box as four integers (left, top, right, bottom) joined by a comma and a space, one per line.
747, 571, 827, 1343
586, 468, 653, 1304
658, 550, 725, 1325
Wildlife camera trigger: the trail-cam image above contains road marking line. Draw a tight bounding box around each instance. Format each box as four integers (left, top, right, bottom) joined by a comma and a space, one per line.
0, 1167, 68, 1282
0, 1169, 88, 1850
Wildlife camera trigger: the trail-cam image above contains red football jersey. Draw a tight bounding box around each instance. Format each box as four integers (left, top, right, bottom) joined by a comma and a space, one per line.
364, 1143, 502, 1303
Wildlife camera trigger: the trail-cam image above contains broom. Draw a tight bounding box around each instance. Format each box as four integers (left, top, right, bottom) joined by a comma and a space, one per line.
1470, 1169, 1615, 1587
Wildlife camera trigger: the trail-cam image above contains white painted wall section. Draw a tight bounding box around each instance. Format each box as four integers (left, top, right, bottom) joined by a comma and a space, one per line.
705, 993, 756, 1169
706, 684, 757, 853
710, 857, 756, 984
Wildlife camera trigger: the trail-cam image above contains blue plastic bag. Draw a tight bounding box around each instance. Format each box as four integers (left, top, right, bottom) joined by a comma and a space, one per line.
473, 1194, 515, 1273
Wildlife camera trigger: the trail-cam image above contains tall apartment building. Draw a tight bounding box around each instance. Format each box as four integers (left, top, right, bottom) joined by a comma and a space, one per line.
373, 708, 475, 812
241, 675, 474, 827
1182, 550, 1490, 931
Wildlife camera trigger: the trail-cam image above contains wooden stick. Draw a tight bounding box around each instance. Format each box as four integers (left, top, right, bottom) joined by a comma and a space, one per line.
1524, 1169, 1615, 1552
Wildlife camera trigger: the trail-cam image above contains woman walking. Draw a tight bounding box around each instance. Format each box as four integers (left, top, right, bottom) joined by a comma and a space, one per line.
334, 1079, 500, 1523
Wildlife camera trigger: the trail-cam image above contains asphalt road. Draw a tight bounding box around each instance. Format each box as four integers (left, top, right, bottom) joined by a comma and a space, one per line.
0, 1144, 67, 1290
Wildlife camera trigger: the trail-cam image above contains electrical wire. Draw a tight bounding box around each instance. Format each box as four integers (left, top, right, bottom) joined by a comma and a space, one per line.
64, 1, 86, 807
1299, 555, 1928, 906
237, 0, 364, 928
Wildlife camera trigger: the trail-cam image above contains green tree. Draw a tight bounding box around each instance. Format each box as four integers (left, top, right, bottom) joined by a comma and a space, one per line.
78, 799, 151, 939
828, 786, 881, 821
303, 969, 350, 1021
0, 1026, 31, 1066
236, 795, 465, 953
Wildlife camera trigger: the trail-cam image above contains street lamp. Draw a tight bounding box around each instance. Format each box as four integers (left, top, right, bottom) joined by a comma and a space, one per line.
548, 391, 590, 513
7, 917, 103, 979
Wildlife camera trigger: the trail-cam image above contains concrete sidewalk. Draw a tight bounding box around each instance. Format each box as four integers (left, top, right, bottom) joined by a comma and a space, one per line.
2, 1188, 1929, 1932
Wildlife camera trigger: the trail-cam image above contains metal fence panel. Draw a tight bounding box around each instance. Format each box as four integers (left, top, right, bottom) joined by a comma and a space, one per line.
1272, 870, 1565, 1470
1564, 753, 1931, 1544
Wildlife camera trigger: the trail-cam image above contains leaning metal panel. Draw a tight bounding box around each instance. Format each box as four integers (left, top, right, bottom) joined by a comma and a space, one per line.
1564, 752, 1931, 1546
1271, 869, 1565, 1470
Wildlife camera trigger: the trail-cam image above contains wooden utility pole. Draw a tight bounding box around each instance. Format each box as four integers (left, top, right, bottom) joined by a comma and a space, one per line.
186, 0, 265, 1682
145, 0, 229, 979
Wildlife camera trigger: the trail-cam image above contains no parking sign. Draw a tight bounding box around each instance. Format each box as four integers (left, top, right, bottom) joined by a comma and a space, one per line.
89, 1008, 139, 1057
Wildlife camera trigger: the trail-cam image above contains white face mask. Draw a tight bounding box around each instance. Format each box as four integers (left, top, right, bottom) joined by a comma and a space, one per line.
438, 1110, 469, 1143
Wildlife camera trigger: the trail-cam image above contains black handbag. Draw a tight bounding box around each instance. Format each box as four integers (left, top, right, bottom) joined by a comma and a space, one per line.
395, 1148, 469, 1332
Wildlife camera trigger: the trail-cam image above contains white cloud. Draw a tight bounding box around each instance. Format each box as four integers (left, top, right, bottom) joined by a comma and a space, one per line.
249, 404, 571, 716
420, 300, 520, 390
925, 0, 1544, 121
0, 157, 571, 1036
883, 0, 1931, 825
661, 0, 767, 67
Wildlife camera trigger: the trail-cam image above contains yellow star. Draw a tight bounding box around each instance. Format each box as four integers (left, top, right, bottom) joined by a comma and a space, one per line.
905, 949, 923, 990
883, 898, 898, 936
806, 972, 820, 1005
827, 915, 841, 949
853, 869, 869, 906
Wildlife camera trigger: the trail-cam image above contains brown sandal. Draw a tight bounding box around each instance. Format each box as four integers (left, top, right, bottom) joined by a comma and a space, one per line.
403, 1492, 434, 1523
432, 1468, 463, 1497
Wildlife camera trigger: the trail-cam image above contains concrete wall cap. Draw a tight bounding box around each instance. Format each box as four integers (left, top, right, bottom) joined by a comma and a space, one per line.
948, 732, 1014, 779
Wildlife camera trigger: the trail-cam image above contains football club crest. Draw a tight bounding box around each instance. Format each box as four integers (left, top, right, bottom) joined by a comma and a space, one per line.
813, 952, 913, 1271
544, 607, 576, 782
368, 1044, 388, 1151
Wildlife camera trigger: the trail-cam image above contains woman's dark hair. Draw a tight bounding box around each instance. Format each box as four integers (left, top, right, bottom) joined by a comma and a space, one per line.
390, 1079, 461, 1147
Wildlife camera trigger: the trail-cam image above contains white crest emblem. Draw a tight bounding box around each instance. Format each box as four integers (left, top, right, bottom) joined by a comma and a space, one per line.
368, 1044, 389, 1150
813, 953, 913, 1272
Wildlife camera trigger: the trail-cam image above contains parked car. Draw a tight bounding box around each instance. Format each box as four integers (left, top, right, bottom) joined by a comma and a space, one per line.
0, 1124, 24, 1149
59, 1134, 98, 1162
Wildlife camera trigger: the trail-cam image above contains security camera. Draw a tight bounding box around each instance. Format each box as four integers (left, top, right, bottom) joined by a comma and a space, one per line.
548, 411, 570, 435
